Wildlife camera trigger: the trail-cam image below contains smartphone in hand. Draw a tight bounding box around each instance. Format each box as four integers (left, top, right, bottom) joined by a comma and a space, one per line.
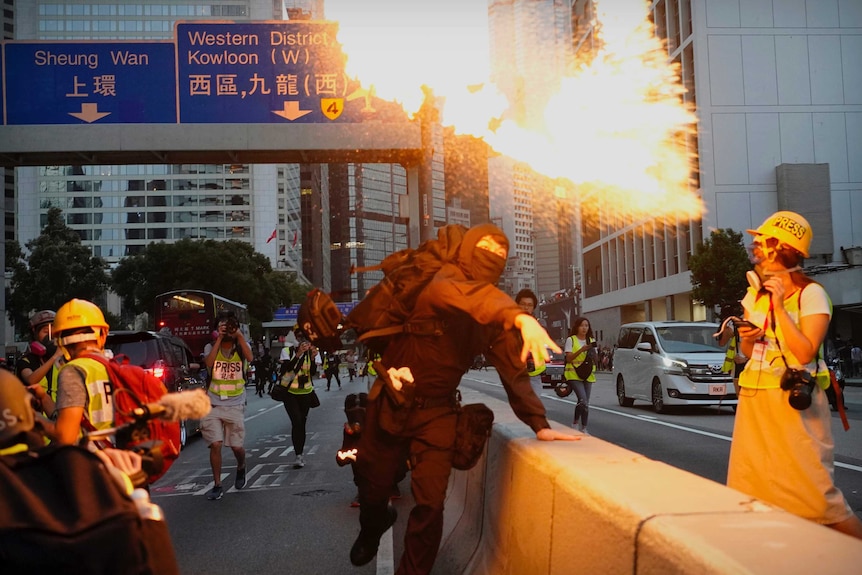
731, 317, 757, 330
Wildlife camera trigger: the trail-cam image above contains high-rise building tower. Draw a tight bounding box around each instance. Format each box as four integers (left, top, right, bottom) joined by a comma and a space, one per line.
570, 0, 862, 347
13, 1, 286, 274
487, 0, 576, 303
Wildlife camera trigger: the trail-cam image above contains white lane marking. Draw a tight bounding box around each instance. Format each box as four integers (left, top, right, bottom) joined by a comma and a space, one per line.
377, 526, 395, 575
226, 463, 263, 494
194, 473, 229, 496
464, 376, 862, 473
543, 394, 732, 441
214, 396, 396, 566
245, 403, 284, 421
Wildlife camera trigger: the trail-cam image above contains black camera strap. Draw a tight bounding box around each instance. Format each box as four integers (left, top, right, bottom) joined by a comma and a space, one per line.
768, 286, 806, 371
768, 286, 849, 428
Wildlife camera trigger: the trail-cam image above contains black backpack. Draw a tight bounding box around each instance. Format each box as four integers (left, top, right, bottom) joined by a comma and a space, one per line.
0, 443, 179, 575
298, 224, 466, 353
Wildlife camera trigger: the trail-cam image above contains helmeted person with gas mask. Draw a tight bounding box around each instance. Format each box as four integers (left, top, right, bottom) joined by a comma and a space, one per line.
728, 211, 862, 540
52, 299, 115, 446
16, 309, 64, 417
349, 223, 578, 573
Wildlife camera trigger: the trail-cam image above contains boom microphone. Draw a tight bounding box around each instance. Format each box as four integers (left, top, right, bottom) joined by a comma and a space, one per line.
130, 388, 211, 422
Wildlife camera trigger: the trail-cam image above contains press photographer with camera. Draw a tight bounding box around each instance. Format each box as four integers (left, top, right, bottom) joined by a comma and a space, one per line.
201, 310, 253, 500
274, 338, 320, 469
728, 211, 862, 539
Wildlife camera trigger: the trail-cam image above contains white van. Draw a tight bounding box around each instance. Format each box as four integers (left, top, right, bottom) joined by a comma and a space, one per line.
612, 321, 736, 413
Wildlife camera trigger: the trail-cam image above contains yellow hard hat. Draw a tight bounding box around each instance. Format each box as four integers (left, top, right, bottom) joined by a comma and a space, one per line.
746, 211, 812, 258
53, 299, 109, 347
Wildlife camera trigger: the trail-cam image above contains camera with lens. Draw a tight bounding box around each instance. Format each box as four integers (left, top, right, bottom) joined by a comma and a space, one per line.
224, 316, 239, 334
780, 367, 815, 410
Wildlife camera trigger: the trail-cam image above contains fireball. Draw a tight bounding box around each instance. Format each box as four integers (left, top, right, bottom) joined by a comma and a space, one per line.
327, 0, 702, 223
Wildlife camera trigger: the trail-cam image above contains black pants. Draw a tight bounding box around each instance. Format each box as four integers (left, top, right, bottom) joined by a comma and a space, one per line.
355, 396, 457, 575
326, 370, 341, 390
282, 392, 313, 455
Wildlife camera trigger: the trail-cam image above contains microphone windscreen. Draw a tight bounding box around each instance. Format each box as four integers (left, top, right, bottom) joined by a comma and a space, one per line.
157, 389, 211, 421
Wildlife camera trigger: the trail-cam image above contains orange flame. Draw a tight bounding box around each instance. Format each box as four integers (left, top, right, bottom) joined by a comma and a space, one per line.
328, 0, 701, 222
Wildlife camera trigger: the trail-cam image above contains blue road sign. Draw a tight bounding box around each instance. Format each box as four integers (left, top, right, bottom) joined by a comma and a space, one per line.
3, 42, 176, 125
273, 301, 357, 322
177, 21, 371, 124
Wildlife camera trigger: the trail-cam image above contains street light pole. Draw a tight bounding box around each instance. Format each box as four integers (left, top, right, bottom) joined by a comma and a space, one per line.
571, 265, 582, 317
417, 86, 437, 243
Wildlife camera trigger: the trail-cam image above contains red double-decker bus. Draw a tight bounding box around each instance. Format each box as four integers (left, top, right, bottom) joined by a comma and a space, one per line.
154, 290, 250, 357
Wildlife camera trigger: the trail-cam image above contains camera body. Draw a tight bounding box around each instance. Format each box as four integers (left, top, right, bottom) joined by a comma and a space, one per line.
780, 367, 815, 410
222, 316, 239, 334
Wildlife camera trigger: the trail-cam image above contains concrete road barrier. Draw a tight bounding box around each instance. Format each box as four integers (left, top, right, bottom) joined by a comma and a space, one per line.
435, 391, 862, 574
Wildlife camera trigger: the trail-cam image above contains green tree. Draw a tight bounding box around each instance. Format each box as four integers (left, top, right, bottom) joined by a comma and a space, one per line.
111, 238, 308, 333
6, 207, 110, 337
688, 228, 751, 318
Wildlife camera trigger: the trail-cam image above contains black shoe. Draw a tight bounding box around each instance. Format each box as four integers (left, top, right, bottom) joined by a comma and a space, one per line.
350, 505, 397, 566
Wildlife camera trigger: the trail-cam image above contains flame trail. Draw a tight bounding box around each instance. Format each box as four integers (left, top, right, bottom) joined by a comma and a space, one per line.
327, 0, 702, 223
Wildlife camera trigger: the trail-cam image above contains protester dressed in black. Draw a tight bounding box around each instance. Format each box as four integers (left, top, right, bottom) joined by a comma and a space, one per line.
351, 224, 577, 574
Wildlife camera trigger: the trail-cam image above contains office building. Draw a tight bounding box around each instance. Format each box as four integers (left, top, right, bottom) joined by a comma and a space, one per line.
487, 0, 576, 301
572, 0, 862, 346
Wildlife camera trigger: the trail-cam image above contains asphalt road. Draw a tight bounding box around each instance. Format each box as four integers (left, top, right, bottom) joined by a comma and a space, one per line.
151, 375, 405, 575
152, 370, 862, 574
461, 368, 862, 514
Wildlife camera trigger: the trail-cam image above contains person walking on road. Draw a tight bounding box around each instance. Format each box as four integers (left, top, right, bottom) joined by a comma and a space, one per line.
279, 340, 319, 469
202, 310, 253, 501
515, 289, 546, 385
728, 211, 862, 540
564, 316, 597, 434
851, 342, 861, 378
325, 352, 342, 391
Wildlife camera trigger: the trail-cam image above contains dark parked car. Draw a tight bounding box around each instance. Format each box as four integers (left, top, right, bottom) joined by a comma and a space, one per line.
541, 350, 570, 397
105, 330, 205, 448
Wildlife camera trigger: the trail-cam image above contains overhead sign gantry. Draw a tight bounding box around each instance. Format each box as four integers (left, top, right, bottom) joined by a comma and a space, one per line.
0, 20, 435, 242
0, 21, 420, 167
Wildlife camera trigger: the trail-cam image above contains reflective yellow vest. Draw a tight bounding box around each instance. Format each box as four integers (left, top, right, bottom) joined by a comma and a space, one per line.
32, 362, 61, 402
210, 347, 246, 398
366, 354, 380, 377
564, 336, 596, 382
288, 352, 314, 395
721, 335, 738, 374
62, 357, 113, 432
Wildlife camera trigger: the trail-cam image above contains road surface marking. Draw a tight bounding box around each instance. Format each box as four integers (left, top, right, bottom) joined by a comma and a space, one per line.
462, 375, 862, 473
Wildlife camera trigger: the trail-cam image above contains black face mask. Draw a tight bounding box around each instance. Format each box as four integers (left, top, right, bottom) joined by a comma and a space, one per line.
469, 250, 506, 283
40, 337, 57, 358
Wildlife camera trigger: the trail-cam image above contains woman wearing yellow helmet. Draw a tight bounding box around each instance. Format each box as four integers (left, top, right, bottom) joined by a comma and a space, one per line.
729, 211, 862, 540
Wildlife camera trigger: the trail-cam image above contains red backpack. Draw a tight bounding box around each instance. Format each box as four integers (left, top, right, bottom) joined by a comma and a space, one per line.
82, 354, 181, 484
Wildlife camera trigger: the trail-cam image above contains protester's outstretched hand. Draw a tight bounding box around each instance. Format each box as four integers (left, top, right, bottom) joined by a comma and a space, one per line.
536, 428, 581, 441
514, 313, 561, 364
